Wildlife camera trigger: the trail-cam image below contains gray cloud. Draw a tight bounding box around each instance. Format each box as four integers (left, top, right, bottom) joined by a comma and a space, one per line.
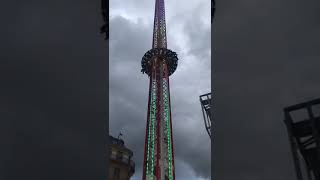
109, 0, 211, 179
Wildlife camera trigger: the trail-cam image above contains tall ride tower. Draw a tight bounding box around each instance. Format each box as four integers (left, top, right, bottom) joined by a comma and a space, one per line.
141, 0, 178, 179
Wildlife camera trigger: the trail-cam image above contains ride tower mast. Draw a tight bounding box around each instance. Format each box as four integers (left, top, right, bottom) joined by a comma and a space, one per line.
141, 0, 179, 179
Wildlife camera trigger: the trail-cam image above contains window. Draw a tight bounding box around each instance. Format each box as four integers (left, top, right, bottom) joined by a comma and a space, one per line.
111, 150, 117, 159
122, 154, 129, 163
116, 151, 123, 160
113, 168, 120, 180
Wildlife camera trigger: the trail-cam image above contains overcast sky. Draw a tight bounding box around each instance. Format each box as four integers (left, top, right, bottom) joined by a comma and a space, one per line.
109, 0, 211, 180
1, 0, 319, 180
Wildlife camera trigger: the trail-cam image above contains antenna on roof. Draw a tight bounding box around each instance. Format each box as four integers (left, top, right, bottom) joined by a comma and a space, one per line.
118, 132, 123, 140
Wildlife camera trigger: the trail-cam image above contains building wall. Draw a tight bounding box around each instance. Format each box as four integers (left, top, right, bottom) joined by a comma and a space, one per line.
108, 137, 135, 180
109, 160, 132, 180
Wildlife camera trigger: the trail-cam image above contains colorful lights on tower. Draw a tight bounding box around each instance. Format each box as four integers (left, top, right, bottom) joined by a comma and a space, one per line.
141, 0, 178, 179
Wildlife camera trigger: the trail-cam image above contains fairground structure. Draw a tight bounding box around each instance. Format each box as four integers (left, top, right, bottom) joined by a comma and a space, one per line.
140, 0, 179, 179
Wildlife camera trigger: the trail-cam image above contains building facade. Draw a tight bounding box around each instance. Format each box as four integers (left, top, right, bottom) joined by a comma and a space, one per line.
109, 135, 135, 180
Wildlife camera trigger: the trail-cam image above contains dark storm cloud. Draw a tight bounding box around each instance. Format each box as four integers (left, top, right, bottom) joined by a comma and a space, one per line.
109, 0, 211, 178
214, 0, 320, 179
0, 1, 106, 179
109, 16, 151, 180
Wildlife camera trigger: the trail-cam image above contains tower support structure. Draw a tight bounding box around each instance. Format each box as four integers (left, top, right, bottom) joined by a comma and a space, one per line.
141, 0, 178, 179
284, 98, 320, 180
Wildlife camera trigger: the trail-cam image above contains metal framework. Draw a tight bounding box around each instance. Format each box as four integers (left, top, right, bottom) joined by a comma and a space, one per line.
101, 0, 108, 39
284, 98, 320, 180
200, 93, 212, 138
141, 0, 178, 179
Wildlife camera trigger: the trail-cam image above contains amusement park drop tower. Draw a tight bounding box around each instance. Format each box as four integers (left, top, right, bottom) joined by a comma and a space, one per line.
140, 0, 179, 179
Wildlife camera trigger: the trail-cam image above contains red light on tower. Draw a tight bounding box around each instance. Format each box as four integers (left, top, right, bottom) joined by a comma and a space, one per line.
141, 0, 178, 179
